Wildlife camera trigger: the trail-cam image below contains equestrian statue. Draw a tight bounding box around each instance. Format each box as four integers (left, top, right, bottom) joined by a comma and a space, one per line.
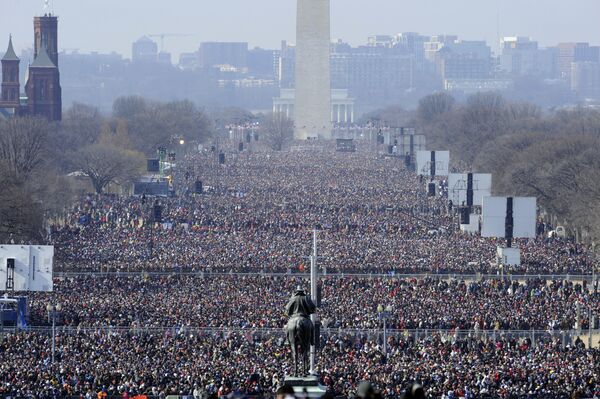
284, 286, 316, 377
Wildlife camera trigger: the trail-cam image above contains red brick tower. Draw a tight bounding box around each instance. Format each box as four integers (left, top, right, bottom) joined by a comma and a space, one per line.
25, 44, 61, 121
26, 14, 61, 121
0, 35, 21, 110
34, 14, 58, 67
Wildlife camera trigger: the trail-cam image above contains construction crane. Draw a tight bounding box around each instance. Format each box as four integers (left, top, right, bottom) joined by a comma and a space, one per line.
148, 34, 194, 52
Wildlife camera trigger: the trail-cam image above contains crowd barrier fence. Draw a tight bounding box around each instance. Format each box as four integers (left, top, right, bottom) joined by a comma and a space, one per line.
2, 325, 598, 349
54, 270, 600, 282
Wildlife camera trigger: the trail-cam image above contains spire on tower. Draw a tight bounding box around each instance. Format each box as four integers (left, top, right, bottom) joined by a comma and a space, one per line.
2, 35, 20, 62
30, 43, 56, 68
1, 34, 21, 109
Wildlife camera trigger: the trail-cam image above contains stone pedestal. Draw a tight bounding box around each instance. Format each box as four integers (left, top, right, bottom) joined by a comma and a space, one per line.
284, 375, 327, 398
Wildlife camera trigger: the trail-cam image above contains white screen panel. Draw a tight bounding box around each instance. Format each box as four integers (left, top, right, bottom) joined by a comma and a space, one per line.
416, 151, 450, 176
482, 197, 537, 239
497, 247, 521, 266
28, 246, 54, 292
481, 197, 507, 237
0, 245, 30, 291
448, 173, 492, 206
0, 245, 54, 292
397, 135, 427, 155
513, 197, 537, 238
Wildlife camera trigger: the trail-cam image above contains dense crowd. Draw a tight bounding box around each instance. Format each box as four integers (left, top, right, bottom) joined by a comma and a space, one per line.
0, 331, 598, 398
3, 148, 598, 399
26, 276, 600, 331
50, 151, 592, 275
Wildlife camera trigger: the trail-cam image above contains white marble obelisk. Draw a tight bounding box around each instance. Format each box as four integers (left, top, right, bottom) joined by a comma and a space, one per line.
295, 0, 332, 140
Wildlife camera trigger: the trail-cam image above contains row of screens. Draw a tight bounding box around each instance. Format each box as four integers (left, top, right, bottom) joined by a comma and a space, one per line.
414, 152, 535, 238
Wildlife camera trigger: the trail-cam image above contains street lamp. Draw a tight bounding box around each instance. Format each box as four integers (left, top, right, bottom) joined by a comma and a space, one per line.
592, 260, 598, 294
46, 302, 62, 365
377, 304, 393, 356
179, 138, 185, 146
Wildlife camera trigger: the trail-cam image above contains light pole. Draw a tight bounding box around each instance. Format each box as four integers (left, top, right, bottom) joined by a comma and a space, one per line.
593, 268, 596, 294
46, 303, 62, 365
592, 243, 597, 294
378, 304, 392, 356
588, 304, 595, 349
141, 194, 155, 260
309, 229, 318, 375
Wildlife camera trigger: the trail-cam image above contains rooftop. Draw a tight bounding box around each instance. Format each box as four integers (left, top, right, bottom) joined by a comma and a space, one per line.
2, 35, 19, 62
30, 44, 56, 68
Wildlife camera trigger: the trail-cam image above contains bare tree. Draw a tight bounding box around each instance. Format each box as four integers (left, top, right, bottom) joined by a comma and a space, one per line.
262, 112, 294, 151
0, 116, 49, 183
73, 143, 145, 194
552, 106, 600, 136
210, 107, 256, 126
112, 96, 148, 119
461, 93, 508, 141
0, 161, 43, 243
417, 92, 455, 123
507, 102, 541, 121
28, 167, 76, 217
362, 105, 414, 127
61, 103, 103, 147
417, 91, 600, 241
112, 97, 213, 155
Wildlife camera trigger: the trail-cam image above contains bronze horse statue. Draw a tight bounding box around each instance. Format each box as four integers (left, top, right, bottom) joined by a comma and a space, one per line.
285, 287, 316, 377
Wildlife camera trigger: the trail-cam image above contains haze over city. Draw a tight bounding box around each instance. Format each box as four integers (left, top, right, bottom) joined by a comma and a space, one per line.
5, 0, 600, 58
2, 2, 600, 397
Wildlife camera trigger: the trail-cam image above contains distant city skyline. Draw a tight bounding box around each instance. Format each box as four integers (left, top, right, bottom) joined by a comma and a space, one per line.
3, 0, 600, 60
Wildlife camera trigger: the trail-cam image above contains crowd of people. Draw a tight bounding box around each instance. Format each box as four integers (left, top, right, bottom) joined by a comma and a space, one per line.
0, 330, 598, 398
49, 151, 592, 275
26, 276, 599, 331
2, 148, 599, 398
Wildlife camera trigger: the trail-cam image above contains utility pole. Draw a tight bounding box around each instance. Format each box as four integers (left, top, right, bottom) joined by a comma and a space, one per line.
577, 302, 581, 334
309, 229, 318, 375
589, 311, 594, 349
51, 313, 56, 364
377, 304, 392, 357
46, 303, 61, 365
593, 260, 597, 294
383, 316, 387, 355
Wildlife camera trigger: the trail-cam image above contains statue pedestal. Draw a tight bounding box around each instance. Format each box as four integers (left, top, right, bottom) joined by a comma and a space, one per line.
284, 375, 327, 398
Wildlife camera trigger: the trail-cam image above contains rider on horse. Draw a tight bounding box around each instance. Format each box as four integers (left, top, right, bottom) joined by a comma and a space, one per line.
285, 286, 316, 376
286, 286, 316, 319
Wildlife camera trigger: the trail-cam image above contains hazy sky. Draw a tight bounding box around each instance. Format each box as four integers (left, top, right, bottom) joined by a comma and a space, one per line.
3, 0, 600, 60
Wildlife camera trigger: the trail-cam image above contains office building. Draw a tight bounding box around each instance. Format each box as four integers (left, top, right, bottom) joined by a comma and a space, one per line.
558, 43, 600, 79
571, 61, 600, 97
132, 36, 158, 63
499, 37, 558, 78
198, 42, 248, 69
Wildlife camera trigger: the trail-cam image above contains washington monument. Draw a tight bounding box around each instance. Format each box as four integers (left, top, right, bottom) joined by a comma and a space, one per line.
295, 0, 332, 140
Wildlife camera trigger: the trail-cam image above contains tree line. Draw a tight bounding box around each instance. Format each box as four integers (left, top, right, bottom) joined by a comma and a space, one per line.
414, 92, 600, 241
4, 91, 599, 243
0, 97, 213, 243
